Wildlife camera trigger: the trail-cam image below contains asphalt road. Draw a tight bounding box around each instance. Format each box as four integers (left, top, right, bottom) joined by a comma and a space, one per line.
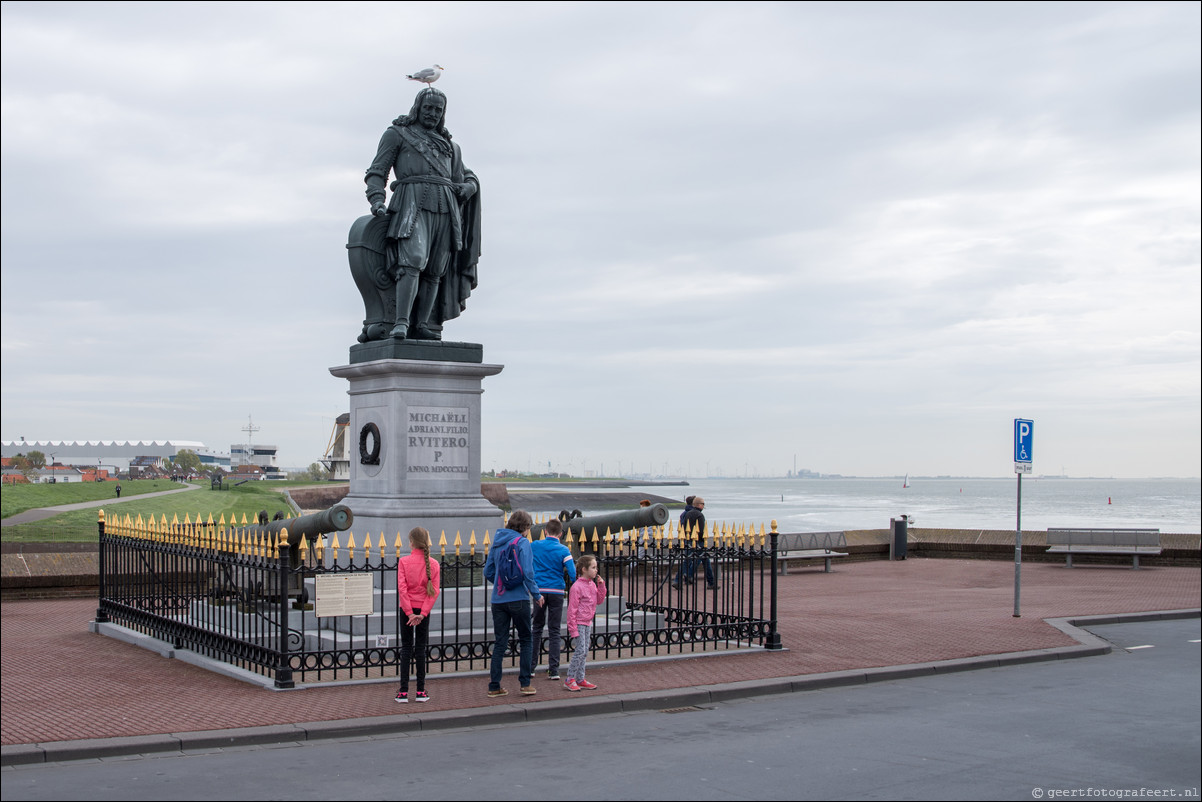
2, 619, 1198, 801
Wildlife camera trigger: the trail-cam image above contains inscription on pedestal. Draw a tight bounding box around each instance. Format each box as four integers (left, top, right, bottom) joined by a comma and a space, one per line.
407, 406, 470, 478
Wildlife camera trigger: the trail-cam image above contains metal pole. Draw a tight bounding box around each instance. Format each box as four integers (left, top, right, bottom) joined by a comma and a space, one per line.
1014, 473, 1022, 617
766, 526, 782, 650
275, 529, 295, 689
95, 510, 110, 623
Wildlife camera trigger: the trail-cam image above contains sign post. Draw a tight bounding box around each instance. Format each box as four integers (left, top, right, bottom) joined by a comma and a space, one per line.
1013, 418, 1034, 617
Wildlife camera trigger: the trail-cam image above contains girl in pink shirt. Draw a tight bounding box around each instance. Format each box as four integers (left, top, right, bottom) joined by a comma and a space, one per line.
396, 527, 441, 703
564, 554, 607, 692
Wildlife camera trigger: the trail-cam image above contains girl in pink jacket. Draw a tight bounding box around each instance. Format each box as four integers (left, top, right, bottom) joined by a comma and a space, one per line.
564, 554, 607, 692
396, 527, 441, 703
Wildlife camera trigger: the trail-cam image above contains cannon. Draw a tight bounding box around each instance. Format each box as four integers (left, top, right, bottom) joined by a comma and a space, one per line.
241, 504, 354, 551
214, 504, 354, 605
529, 503, 669, 541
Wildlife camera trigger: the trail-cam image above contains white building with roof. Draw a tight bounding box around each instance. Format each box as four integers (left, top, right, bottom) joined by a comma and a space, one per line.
230, 443, 285, 478
0, 439, 230, 472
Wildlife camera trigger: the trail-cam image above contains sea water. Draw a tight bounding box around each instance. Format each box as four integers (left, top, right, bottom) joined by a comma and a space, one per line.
599, 477, 1200, 534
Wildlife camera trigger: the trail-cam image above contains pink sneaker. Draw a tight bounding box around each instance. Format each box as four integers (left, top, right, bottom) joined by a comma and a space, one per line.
564, 679, 581, 692
577, 680, 597, 690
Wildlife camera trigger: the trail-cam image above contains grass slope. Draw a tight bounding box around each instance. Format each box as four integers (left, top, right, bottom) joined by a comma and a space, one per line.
1, 483, 300, 543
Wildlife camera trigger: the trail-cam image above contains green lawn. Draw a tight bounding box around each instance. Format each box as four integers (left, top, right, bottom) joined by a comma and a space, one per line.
1, 479, 181, 519
0, 482, 302, 543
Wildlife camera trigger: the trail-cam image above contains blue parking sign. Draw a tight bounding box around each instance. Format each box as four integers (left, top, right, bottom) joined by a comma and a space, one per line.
1014, 419, 1034, 468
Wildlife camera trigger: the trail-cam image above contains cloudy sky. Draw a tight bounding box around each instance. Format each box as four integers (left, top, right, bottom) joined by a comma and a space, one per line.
2, 1, 1198, 478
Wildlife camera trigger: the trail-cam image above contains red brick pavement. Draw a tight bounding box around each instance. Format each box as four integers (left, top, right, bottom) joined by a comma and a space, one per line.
2, 558, 1198, 746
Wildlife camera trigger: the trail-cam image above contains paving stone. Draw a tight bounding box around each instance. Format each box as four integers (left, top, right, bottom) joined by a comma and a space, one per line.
2, 559, 1198, 765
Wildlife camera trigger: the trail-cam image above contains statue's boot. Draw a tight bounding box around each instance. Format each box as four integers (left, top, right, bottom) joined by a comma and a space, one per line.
391, 271, 420, 339
413, 279, 443, 340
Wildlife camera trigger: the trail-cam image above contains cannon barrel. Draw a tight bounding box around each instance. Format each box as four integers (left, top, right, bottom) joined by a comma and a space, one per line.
529, 503, 669, 540
219, 504, 354, 603
240, 504, 354, 548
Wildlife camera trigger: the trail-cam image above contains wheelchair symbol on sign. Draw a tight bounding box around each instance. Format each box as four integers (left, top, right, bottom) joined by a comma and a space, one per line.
1018, 445, 1029, 460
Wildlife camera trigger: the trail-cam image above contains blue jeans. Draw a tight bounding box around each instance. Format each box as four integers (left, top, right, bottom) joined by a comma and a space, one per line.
531, 593, 565, 674
489, 599, 533, 690
567, 624, 591, 682
675, 549, 717, 586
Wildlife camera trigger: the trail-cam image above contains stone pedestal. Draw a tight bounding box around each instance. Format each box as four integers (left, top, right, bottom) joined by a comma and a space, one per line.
329, 349, 503, 552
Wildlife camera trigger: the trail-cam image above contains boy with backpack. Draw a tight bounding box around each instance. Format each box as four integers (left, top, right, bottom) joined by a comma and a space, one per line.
483, 509, 542, 698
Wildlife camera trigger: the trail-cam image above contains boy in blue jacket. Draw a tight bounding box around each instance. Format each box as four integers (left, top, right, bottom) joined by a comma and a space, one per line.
531, 518, 577, 680
483, 510, 542, 697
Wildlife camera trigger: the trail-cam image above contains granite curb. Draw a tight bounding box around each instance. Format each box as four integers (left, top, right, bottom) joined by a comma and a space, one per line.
6, 608, 1196, 768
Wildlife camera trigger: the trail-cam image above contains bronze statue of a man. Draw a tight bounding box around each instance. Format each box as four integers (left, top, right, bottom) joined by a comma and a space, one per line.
362, 87, 481, 341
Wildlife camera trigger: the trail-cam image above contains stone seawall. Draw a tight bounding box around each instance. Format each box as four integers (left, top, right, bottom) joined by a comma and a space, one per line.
841, 528, 1200, 567
1, 543, 100, 600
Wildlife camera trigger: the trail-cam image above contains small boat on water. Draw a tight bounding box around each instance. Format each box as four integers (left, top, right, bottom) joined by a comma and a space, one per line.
902, 474, 909, 489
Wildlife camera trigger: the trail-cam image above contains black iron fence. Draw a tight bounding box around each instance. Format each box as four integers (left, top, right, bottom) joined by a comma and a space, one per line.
96, 512, 782, 689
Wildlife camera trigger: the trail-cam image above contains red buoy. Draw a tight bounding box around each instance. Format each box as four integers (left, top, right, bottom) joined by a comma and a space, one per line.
1108, 497, 1112, 505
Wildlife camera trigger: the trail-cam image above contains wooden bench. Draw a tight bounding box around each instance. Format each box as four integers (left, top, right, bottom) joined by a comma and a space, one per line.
1045, 528, 1161, 569
775, 531, 848, 574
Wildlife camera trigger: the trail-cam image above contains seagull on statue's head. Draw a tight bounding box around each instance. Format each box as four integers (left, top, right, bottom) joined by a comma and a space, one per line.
407, 65, 444, 85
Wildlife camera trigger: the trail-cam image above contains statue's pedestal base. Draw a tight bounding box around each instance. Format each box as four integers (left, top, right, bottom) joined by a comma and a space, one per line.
329, 352, 504, 551
349, 339, 483, 365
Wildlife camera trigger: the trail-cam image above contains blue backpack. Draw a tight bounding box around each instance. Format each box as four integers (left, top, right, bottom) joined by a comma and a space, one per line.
495, 536, 525, 593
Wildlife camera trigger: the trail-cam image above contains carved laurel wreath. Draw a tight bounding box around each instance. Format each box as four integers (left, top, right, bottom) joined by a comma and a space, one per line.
359, 422, 381, 465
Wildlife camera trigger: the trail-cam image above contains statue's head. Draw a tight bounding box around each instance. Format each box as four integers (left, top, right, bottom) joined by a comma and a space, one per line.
396, 87, 450, 138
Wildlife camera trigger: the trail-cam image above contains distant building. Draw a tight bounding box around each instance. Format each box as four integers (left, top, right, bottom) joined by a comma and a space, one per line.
0, 439, 230, 473
228, 464, 267, 482
230, 443, 286, 479
32, 466, 87, 483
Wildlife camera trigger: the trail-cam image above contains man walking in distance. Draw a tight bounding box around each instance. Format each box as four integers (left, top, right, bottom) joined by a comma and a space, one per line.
364, 86, 481, 341
673, 496, 717, 589
531, 518, 576, 681
483, 510, 542, 697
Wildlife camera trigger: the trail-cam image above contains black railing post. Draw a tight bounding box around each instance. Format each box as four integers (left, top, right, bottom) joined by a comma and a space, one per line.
274, 530, 295, 689
95, 510, 110, 623
766, 523, 782, 650
746, 537, 754, 647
